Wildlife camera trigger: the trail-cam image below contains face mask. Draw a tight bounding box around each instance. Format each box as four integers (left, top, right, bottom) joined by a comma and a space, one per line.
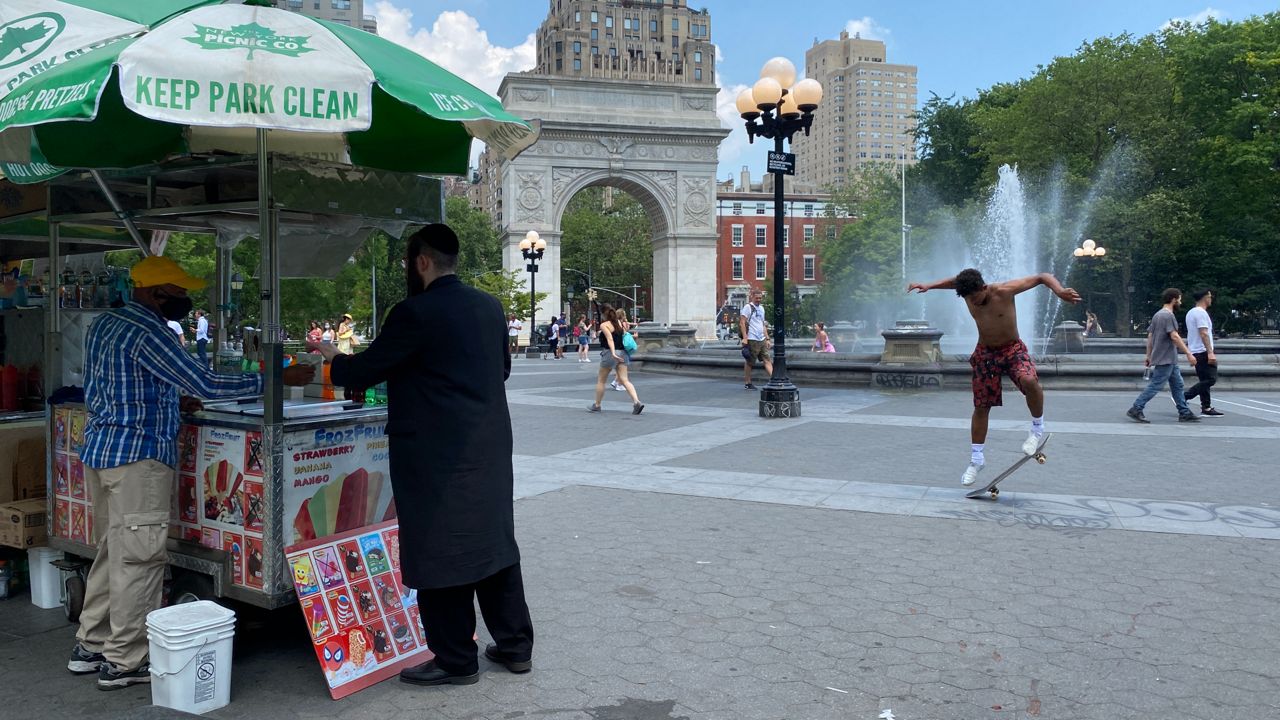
157, 295, 193, 322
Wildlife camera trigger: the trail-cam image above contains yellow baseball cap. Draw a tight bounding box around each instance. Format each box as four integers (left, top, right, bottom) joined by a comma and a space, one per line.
130, 256, 206, 290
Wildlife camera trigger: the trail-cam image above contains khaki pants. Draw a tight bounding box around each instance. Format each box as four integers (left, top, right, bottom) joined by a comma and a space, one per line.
76, 460, 173, 671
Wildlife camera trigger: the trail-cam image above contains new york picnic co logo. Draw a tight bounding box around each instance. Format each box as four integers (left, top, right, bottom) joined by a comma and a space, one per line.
0, 12, 67, 69
185, 21, 314, 60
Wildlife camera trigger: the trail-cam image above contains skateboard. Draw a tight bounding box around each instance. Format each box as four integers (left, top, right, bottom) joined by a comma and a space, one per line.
965, 433, 1051, 500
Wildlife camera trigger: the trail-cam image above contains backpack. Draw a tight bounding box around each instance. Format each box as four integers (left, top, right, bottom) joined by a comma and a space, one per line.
622, 331, 638, 353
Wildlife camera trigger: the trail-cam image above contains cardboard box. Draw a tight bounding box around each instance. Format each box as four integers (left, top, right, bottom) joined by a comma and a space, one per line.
0, 498, 47, 549
0, 421, 44, 503
12, 437, 46, 500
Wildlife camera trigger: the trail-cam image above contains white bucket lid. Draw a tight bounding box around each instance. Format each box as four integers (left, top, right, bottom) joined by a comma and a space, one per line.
146, 600, 236, 635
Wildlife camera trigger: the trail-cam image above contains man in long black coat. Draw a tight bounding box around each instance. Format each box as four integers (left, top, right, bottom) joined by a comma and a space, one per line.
309, 224, 534, 686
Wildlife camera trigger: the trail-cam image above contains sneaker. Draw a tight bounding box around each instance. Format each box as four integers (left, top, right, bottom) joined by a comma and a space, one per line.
961, 462, 983, 487
1126, 407, 1149, 424
611, 381, 625, 392
97, 661, 151, 691
1178, 413, 1201, 423
587, 404, 601, 413
1201, 407, 1224, 417
744, 383, 756, 390
68, 643, 105, 675
1021, 431, 1043, 456
632, 402, 645, 415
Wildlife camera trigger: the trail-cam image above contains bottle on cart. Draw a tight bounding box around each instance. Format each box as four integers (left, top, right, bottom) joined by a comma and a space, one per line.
78, 270, 94, 309
60, 268, 78, 308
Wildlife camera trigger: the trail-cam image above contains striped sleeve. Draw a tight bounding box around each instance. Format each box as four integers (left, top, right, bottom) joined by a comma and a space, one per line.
138, 329, 263, 399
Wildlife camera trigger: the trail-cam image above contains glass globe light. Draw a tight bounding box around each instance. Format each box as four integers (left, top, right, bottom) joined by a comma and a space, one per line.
1073, 248, 1084, 257
760, 57, 797, 89
1094, 247, 1106, 257
519, 238, 532, 251
1082, 238, 1096, 252
791, 78, 823, 111
525, 230, 540, 243
752, 77, 783, 110
735, 88, 759, 119
534, 237, 547, 251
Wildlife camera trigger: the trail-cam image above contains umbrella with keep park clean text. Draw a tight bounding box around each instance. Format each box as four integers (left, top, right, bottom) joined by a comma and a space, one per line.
0, 0, 538, 182
0, 0, 222, 181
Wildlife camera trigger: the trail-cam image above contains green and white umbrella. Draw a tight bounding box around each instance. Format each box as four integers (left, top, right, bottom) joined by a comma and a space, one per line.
0, 0, 537, 182
0, 0, 220, 181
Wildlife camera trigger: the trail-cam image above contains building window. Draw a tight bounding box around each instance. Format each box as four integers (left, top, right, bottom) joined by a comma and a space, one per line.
672, 36, 678, 48
555, 41, 563, 53
591, 46, 598, 55
804, 255, 816, 280
591, 10, 598, 23
288, 0, 302, 7
826, 226, 837, 240
732, 255, 744, 280
694, 51, 702, 63
650, 18, 658, 32
556, 59, 563, 71
755, 256, 767, 280
331, 0, 350, 8
591, 28, 598, 40
573, 41, 581, 53
573, 58, 582, 71
694, 68, 702, 81
672, 18, 679, 31
732, 202, 742, 215
610, 47, 617, 57
782, 256, 790, 279
755, 226, 767, 246
756, 202, 765, 215
605, 16, 613, 28
804, 203, 814, 217
783, 226, 790, 246
731, 225, 743, 247
803, 226, 815, 244
575, 10, 581, 22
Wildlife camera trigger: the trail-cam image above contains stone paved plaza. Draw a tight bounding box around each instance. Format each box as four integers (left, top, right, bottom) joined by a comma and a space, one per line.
3, 363, 1278, 719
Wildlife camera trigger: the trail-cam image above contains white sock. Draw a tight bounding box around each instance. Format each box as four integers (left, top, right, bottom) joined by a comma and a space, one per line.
1031, 416, 1045, 436
970, 444, 985, 465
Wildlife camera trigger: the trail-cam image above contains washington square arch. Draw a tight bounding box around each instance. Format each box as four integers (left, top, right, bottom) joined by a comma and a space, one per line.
484, 70, 728, 340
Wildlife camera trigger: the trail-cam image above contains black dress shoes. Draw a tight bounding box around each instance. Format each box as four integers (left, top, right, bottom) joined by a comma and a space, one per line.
399, 660, 479, 686
484, 643, 532, 673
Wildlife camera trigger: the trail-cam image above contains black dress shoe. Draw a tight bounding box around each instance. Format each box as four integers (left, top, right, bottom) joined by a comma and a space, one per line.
399, 660, 479, 686
484, 644, 532, 673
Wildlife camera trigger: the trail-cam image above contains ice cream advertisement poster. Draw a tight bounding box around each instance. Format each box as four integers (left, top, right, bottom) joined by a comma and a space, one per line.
285, 520, 429, 700
283, 421, 396, 546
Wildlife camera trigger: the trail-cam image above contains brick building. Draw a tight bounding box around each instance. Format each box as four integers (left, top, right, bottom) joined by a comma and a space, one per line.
714, 168, 851, 316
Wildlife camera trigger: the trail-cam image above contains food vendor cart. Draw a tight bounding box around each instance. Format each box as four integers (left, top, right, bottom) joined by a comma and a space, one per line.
42, 157, 442, 612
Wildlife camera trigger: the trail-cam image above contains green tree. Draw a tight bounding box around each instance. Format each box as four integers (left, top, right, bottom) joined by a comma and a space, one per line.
471, 270, 546, 322
560, 187, 652, 305
818, 165, 905, 324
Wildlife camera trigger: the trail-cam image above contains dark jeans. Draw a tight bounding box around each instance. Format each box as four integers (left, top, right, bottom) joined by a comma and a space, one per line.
196, 338, 208, 365
416, 562, 534, 675
1184, 351, 1218, 409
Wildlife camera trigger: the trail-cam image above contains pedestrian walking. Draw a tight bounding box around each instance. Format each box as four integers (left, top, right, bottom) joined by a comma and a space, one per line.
190, 308, 210, 365
812, 322, 836, 352
545, 315, 560, 360
321, 321, 334, 343
589, 305, 643, 414
507, 314, 522, 354
557, 317, 569, 359
576, 316, 591, 362
70, 256, 312, 690
336, 313, 356, 355
306, 320, 322, 345
309, 224, 534, 687
908, 269, 1081, 486
1183, 289, 1223, 417
1127, 288, 1200, 424
739, 290, 772, 389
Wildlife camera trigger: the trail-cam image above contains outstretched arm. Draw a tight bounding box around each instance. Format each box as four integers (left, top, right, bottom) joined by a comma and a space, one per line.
907, 277, 955, 293
1000, 273, 1082, 303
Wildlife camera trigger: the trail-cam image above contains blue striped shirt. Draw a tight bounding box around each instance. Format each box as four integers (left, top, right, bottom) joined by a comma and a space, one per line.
81, 302, 263, 470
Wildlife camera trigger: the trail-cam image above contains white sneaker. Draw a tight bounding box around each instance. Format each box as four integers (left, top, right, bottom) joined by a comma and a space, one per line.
1022, 432, 1042, 456
611, 381, 624, 391
961, 462, 983, 486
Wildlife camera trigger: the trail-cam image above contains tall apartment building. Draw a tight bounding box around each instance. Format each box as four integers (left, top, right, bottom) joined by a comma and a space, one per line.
792, 31, 917, 189
533, 0, 715, 85
272, 0, 378, 34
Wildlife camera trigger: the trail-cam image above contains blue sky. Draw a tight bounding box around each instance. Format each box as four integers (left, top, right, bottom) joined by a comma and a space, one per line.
371, 0, 1276, 180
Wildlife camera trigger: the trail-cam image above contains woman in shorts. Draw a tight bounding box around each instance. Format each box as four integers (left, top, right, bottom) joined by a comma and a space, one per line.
576, 315, 591, 362
589, 305, 643, 414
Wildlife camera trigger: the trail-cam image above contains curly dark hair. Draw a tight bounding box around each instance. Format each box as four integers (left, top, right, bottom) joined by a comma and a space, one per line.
954, 268, 986, 298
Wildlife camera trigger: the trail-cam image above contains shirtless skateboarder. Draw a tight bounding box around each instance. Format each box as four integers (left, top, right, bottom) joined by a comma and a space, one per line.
908, 269, 1081, 486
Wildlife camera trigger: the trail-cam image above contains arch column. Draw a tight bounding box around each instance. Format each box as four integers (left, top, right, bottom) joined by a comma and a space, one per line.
652, 232, 716, 336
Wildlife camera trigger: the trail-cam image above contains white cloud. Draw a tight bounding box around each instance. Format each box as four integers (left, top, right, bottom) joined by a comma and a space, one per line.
373, 2, 535, 96
1161, 7, 1226, 30
844, 16, 891, 41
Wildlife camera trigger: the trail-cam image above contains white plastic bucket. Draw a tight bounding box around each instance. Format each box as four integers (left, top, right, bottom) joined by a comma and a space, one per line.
146, 601, 237, 715
27, 547, 62, 609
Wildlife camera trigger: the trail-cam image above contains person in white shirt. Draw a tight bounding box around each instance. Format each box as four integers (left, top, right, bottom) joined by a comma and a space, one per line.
507, 314, 522, 354
738, 289, 773, 390
1183, 288, 1223, 417
190, 309, 210, 365
166, 320, 186, 346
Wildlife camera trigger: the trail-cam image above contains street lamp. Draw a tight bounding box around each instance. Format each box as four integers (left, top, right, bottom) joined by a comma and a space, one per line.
519, 230, 546, 359
1073, 238, 1106, 258
737, 56, 823, 418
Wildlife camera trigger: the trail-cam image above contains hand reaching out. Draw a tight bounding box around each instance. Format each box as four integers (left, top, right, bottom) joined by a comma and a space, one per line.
1057, 287, 1083, 304
907, 282, 929, 294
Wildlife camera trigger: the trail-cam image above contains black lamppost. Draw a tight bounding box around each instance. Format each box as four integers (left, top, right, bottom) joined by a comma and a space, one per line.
736, 57, 824, 418
519, 230, 546, 359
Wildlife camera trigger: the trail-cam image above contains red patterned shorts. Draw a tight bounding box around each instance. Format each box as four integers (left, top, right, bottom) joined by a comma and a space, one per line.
970, 340, 1038, 408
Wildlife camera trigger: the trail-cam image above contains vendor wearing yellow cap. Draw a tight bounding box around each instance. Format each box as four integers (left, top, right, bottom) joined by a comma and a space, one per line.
69, 256, 313, 691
